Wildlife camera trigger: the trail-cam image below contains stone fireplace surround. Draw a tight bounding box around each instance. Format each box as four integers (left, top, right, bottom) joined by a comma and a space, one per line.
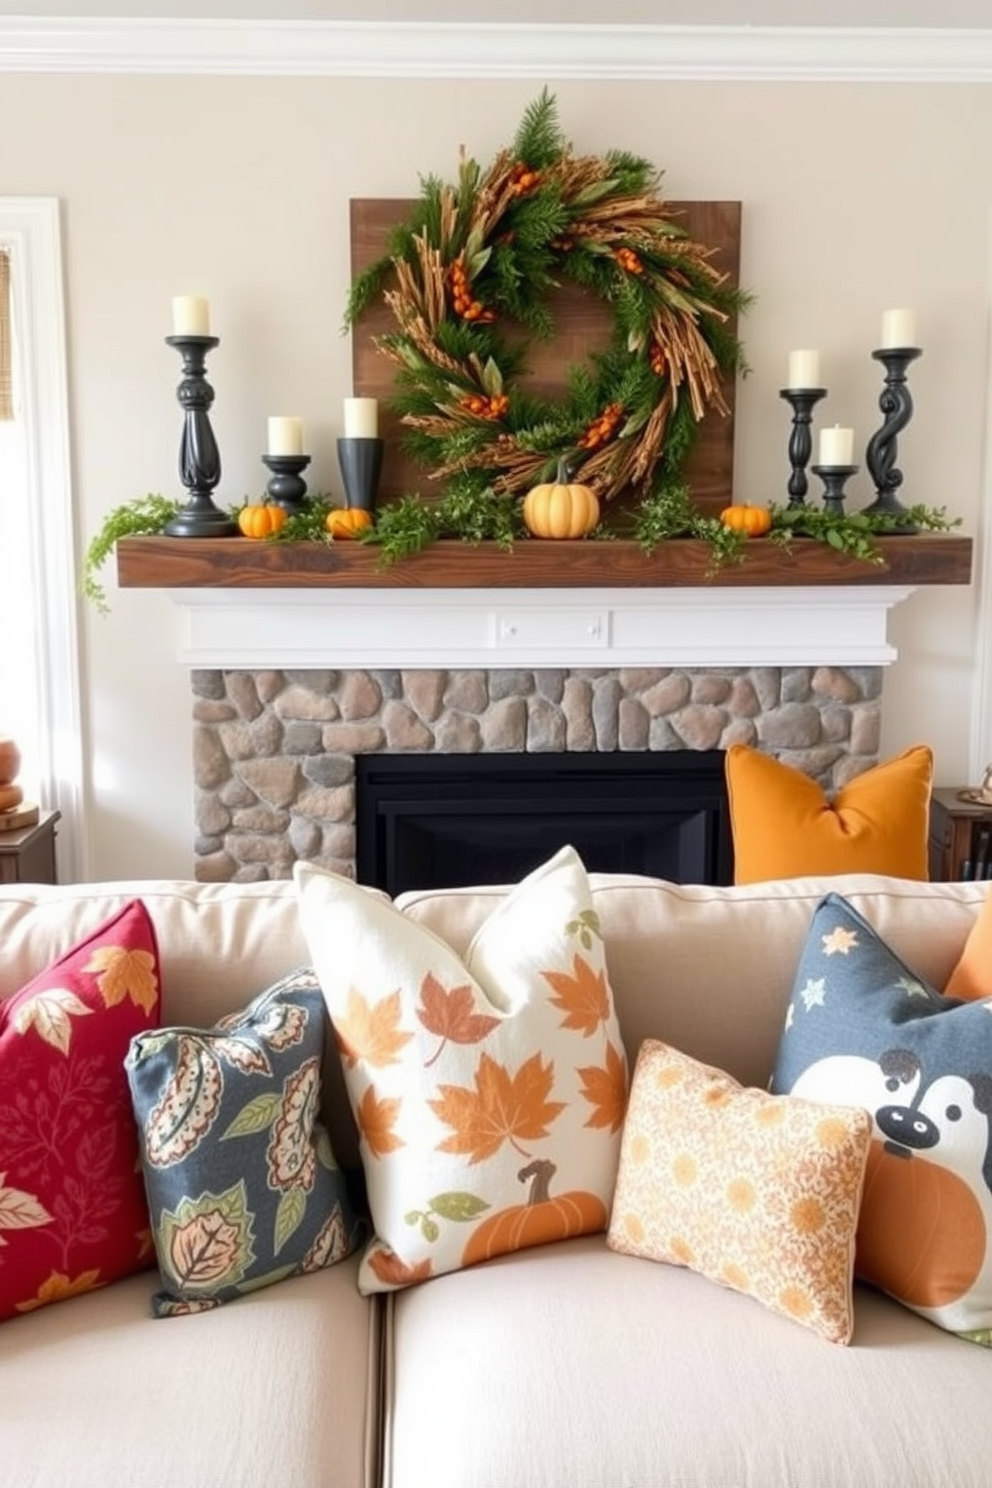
182, 583, 908, 884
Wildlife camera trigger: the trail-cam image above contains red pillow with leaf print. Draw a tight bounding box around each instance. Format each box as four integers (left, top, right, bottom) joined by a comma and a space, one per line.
0, 900, 161, 1322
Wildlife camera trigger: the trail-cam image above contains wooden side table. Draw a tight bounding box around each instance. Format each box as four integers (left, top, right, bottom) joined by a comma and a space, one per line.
929, 789, 992, 882
0, 809, 61, 885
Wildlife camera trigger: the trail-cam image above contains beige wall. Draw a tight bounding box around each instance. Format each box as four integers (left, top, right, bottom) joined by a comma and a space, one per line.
3, 72, 990, 879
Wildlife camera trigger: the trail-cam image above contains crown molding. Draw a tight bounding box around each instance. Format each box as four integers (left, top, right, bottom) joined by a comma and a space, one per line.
2, 18, 992, 80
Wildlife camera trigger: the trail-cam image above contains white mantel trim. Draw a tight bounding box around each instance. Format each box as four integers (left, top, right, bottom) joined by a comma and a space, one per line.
2, 19, 992, 81
172, 585, 914, 671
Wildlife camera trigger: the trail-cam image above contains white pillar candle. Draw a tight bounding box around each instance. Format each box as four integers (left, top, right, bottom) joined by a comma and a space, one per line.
171, 295, 210, 336
786, 349, 821, 389
267, 416, 304, 456
818, 425, 854, 466
343, 397, 378, 439
880, 308, 917, 350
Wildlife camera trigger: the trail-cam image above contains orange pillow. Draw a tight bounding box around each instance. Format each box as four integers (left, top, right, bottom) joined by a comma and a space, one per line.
945, 889, 992, 1000
724, 743, 933, 885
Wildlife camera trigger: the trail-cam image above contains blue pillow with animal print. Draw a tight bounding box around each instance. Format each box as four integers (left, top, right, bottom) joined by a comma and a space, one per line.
771, 891, 992, 1346
125, 968, 361, 1317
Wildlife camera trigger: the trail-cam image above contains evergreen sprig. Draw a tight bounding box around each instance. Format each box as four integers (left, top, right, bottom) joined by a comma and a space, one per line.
82, 493, 185, 614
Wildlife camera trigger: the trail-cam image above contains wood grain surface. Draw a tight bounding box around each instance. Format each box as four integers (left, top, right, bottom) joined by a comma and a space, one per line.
117, 534, 973, 591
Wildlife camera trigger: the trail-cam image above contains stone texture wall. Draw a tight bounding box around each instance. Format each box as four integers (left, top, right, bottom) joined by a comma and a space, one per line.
191, 664, 883, 883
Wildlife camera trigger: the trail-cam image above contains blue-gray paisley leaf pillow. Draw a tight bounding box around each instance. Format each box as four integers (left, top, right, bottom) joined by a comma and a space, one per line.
125, 968, 361, 1318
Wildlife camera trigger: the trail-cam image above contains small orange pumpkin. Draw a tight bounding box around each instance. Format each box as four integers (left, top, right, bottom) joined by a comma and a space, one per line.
238, 503, 287, 539
718, 503, 772, 537
326, 507, 374, 540
522, 459, 600, 540
461, 1158, 607, 1269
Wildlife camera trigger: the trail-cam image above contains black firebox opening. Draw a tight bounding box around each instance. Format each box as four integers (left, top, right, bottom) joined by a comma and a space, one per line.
355, 752, 732, 897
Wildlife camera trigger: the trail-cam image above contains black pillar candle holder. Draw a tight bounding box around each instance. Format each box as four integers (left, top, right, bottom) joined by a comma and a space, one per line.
863, 346, 922, 531
262, 453, 311, 515
337, 437, 384, 513
779, 387, 827, 507
163, 335, 238, 538
811, 463, 859, 518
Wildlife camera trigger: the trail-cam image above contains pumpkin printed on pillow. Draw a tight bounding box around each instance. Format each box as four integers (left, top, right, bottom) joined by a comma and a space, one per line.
295, 846, 627, 1292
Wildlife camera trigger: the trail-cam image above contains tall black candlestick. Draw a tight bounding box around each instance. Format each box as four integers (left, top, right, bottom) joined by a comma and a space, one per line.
163, 335, 238, 538
863, 346, 921, 531
779, 387, 827, 507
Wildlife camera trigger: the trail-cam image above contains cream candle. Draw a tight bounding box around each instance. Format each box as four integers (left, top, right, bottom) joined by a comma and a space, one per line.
786, 349, 821, 389
267, 416, 304, 456
171, 295, 210, 336
880, 308, 917, 350
344, 397, 378, 439
818, 425, 854, 466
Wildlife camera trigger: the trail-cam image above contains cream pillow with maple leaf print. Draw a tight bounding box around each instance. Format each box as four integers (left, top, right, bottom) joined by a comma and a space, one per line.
295, 845, 627, 1293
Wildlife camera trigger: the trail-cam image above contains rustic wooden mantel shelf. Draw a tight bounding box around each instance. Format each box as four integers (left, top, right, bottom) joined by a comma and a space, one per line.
116, 535, 973, 591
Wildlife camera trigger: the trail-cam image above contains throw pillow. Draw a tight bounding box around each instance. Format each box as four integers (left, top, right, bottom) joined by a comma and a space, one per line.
0, 900, 161, 1322
608, 1039, 871, 1344
724, 743, 933, 885
945, 887, 992, 1001
294, 845, 628, 1294
771, 891, 992, 1344
125, 967, 360, 1317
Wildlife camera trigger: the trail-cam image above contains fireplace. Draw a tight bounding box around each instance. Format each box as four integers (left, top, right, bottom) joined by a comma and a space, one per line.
355, 750, 731, 895
191, 662, 886, 887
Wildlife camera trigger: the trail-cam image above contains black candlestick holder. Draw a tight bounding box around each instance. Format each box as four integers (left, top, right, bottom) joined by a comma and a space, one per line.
779, 387, 827, 507
337, 436, 384, 513
811, 463, 859, 518
163, 335, 238, 538
863, 346, 921, 531
262, 453, 311, 515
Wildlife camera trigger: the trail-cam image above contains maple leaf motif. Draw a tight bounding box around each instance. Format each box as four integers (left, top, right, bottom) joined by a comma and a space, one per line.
417, 971, 500, 1066
356, 1085, 405, 1159
11, 987, 93, 1055
543, 953, 610, 1037
15, 1269, 102, 1312
821, 926, 859, 957
333, 986, 413, 1069
84, 945, 159, 1014
577, 1039, 628, 1134
429, 1050, 565, 1164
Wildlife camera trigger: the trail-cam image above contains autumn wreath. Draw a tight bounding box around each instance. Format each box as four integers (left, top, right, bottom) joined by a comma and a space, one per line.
345, 90, 749, 517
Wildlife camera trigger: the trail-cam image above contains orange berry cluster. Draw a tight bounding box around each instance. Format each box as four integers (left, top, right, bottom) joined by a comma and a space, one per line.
509, 162, 540, 196
449, 257, 496, 323
460, 392, 509, 421
577, 401, 624, 451
650, 341, 667, 376
614, 246, 644, 275
550, 236, 574, 253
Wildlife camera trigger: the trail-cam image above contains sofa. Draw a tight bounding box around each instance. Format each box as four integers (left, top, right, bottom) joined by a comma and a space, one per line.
3, 865, 992, 1488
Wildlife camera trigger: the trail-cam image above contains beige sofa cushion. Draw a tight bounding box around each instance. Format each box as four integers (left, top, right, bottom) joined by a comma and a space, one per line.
383, 1234, 992, 1488
0, 1256, 379, 1488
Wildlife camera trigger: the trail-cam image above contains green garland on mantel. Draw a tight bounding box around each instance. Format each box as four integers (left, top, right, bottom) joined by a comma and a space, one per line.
82, 488, 958, 615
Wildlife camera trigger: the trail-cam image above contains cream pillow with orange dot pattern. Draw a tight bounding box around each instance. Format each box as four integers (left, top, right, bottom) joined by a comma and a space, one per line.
608, 1039, 872, 1344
